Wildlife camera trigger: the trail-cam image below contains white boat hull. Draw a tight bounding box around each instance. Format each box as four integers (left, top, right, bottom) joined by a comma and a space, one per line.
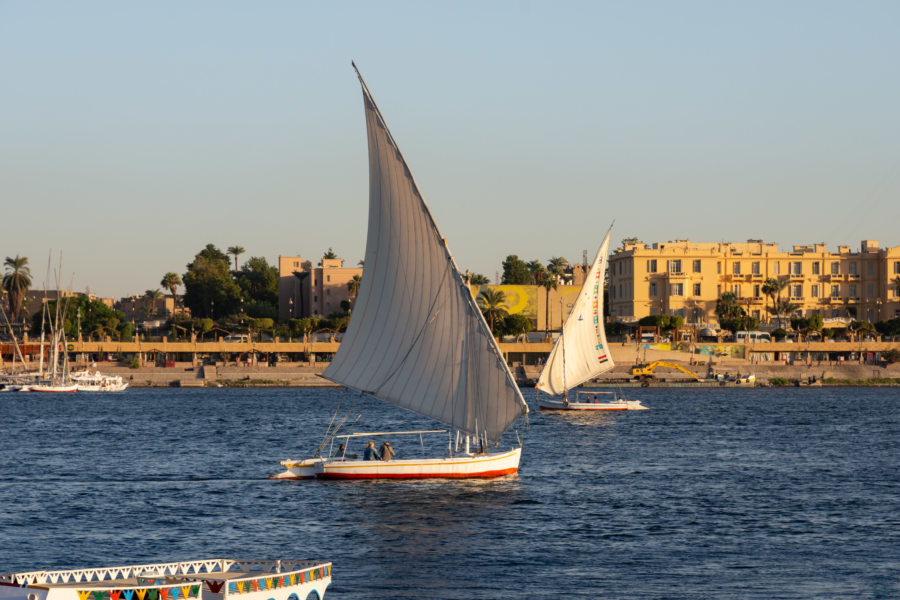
539, 398, 648, 411
27, 383, 78, 393
275, 448, 522, 480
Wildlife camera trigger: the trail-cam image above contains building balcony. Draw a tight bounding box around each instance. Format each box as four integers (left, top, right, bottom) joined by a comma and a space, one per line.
847, 297, 859, 303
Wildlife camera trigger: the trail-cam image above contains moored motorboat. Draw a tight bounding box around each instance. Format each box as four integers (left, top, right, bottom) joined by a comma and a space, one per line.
539, 390, 648, 411
71, 370, 129, 392
0, 558, 332, 600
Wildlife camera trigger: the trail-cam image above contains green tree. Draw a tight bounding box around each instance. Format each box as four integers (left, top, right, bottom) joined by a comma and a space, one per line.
526, 260, 546, 285
34, 296, 128, 341
546, 256, 568, 282
477, 288, 508, 334
227, 245, 245, 271
235, 256, 279, 309
501, 255, 530, 285
182, 244, 242, 319
768, 298, 800, 330
499, 313, 533, 340
3, 255, 32, 321
323, 247, 337, 260
160, 272, 182, 311
805, 312, 824, 340
468, 273, 489, 285
761, 277, 786, 325
540, 276, 558, 335
347, 274, 362, 306
143, 289, 163, 317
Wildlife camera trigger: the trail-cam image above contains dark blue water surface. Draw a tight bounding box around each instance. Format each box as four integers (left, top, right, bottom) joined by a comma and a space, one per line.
1, 387, 898, 599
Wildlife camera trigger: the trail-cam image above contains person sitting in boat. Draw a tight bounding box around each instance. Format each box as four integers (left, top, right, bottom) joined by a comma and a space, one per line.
335, 444, 357, 460
379, 441, 395, 461
363, 441, 381, 460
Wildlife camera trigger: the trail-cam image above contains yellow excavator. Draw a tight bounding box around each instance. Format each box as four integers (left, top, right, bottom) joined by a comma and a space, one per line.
630, 361, 701, 382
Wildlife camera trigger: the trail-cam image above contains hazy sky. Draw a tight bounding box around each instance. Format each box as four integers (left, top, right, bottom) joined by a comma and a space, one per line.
2, 1, 898, 298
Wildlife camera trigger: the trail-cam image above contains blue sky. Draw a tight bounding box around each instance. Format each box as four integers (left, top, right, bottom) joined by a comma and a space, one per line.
2, 1, 898, 298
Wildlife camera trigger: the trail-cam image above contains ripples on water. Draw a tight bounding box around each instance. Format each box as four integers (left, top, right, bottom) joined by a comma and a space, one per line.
1, 387, 898, 599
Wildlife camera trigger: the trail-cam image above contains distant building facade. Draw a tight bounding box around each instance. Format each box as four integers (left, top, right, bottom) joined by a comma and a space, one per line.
608, 239, 900, 325
278, 254, 363, 320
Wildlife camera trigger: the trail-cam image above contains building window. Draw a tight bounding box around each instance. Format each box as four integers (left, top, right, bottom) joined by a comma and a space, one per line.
692, 259, 701, 273
649, 282, 657, 296
811, 284, 819, 298
894, 261, 900, 275
849, 284, 857, 298
693, 283, 701, 296
733, 262, 741, 275
752, 261, 760, 275
647, 259, 657, 273
327, 275, 331, 282
895, 287, 900, 298
831, 309, 841, 318
669, 259, 682, 274
732, 284, 741, 296
867, 309, 875, 322
326, 289, 330, 296
812, 262, 820, 275
831, 284, 840, 298
753, 284, 760, 297
867, 284, 874, 298
849, 262, 858, 275
831, 262, 840, 275
792, 284, 802, 298
867, 262, 874, 276
791, 262, 802, 276
772, 262, 780, 275
752, 310, 761, 320
670, 283, 684, 296
717, 262, 721, 274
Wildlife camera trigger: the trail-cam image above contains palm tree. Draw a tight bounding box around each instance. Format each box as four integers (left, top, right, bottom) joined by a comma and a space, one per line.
227, 246, 245, 271
323, 248, 337, 260
540, 276, 558, 336
893, 275, 900, 299
761, 277, 785, 325
3, 255, 32, 322
477, 288, 507, 334
546, 257, 568, 281
526, 260, 545, 284
347, 274, 362, 307
768, 298, 800, 330
469, 273, 489, 285
144, 289, 163, 317
161, 272, 182, 314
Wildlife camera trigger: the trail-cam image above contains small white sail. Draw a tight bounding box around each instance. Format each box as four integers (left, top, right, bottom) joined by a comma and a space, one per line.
535, 230, 615, 395
323, 65, 528, 444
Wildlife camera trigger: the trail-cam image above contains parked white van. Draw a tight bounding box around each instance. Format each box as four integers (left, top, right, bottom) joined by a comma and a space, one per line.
735, 331, 771, 343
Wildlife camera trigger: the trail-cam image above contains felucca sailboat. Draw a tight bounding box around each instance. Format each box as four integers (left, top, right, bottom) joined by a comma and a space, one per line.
275, 64, 529, 480
536, 230, 647, 411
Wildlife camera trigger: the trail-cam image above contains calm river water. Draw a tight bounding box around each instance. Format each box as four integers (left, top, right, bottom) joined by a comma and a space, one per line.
0, 387, 897, 599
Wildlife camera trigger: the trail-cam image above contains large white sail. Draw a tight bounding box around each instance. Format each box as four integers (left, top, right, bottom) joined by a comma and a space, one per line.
535, 230, 615, 395
323, 65, 528, 444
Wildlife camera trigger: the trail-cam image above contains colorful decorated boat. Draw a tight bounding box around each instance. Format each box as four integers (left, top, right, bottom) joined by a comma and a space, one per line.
0, 559, 331, 600
535, 229, 648, 411
274, 64, 528, 480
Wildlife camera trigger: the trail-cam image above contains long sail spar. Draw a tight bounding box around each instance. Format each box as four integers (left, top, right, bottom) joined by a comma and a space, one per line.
323, 64, 527, 444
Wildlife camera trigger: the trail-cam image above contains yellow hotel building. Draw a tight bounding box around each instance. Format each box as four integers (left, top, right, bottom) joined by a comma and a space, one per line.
608, 239, 900, 326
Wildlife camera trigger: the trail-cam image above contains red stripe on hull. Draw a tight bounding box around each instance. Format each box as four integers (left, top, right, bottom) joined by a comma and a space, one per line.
317, 467, 518, 480
539, 405, 628, 411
